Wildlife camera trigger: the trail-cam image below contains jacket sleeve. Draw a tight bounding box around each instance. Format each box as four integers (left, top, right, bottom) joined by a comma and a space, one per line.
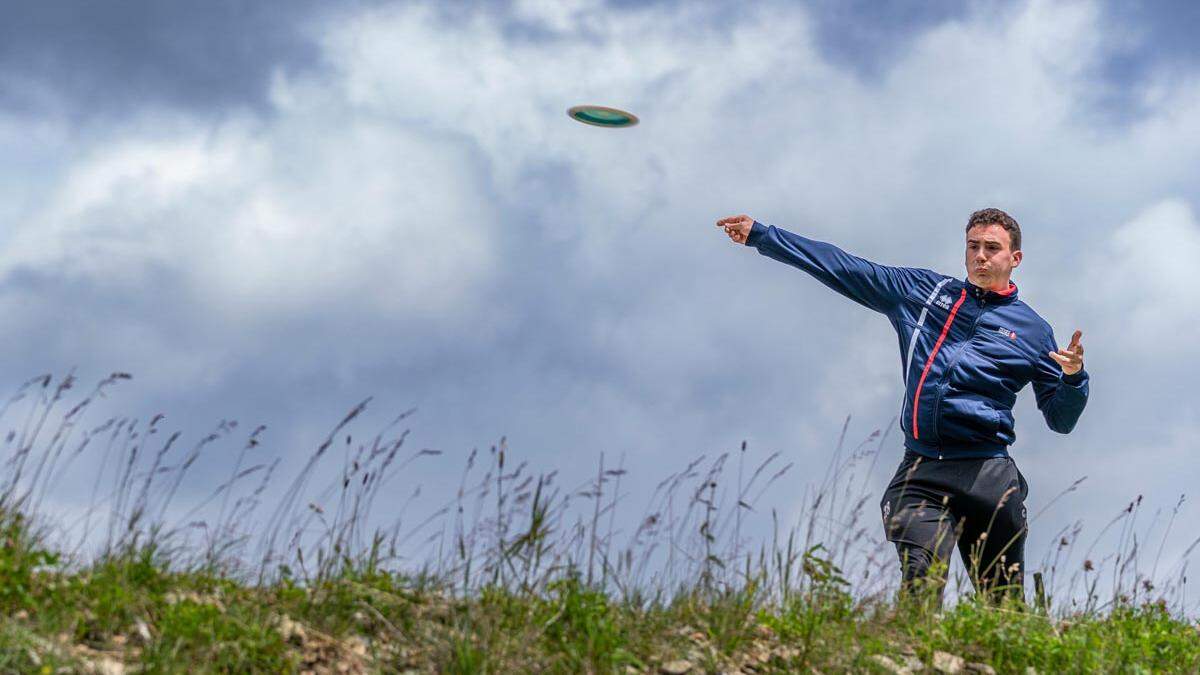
1032, 328, 1090, 433
745, 220, 922, 314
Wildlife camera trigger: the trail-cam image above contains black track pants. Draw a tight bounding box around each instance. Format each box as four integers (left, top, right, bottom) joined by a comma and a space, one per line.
880, 450, 1028, 603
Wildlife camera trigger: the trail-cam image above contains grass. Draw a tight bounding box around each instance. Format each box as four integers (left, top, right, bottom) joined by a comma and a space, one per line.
3, 542, 1198, 672
0, 372, 1198, 672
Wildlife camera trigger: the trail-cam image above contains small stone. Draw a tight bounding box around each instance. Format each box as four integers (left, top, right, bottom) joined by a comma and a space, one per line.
346, 635, 369, 657
278, 616, 307, 644
965, 664, 996, 675
869, 654, 910, 674
84, 657, 126, 675
133, 620, 152, 644
14, 610, 29, 621
899, 654, 926, 672
932, 652, 964, 674
661, 660, 694, 674
1024, 668, 1039, 675
776, 646, 800, 660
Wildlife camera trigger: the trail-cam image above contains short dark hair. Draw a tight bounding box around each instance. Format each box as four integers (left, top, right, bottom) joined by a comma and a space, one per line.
966, 208, 1021, 251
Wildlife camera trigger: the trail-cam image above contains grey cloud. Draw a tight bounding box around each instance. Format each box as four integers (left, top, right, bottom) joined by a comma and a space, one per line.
598, 0, 973, 79
0, 0, 340, 117
798, 0, 974, 80
1098, 3, 1200, 77
0, 0, 1189, 125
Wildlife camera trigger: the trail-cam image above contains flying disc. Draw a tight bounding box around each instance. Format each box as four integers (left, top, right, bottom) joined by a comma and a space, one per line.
568, 105, 639, 128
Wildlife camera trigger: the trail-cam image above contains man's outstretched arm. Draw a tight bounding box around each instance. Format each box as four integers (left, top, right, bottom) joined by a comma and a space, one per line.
717, 214, 923, 315
1033, 329, 1089, 433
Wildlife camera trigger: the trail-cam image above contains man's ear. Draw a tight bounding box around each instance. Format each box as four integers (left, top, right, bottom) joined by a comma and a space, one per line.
1011, 250, 1023, 268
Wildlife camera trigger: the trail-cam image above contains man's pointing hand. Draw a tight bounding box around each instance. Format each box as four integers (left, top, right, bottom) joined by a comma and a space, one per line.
1049, 329, 1085, 376
717, 215, 754, 245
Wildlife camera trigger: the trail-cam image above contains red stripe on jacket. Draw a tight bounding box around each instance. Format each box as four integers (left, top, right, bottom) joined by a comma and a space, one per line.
912, 289, 968, 439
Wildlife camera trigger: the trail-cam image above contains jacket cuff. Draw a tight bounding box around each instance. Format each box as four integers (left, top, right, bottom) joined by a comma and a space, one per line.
746, 220, 767, 247
1062, 369, 1088, 386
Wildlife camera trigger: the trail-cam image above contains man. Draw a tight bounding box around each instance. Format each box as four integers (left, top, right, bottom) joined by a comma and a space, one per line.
716, 209, 1088, 602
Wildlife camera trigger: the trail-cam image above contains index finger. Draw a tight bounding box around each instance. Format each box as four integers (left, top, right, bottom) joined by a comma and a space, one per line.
716, 215, 748, 227
1068, 330, 1082, 349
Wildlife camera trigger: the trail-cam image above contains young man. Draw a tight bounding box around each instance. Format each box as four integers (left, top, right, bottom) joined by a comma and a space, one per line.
716, 209, 1088, 602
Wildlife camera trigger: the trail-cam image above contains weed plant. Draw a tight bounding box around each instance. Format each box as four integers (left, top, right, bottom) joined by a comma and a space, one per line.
0, 372, 1197, 672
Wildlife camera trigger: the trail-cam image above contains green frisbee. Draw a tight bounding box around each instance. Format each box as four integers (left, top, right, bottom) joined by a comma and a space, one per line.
568, 105, 639, 128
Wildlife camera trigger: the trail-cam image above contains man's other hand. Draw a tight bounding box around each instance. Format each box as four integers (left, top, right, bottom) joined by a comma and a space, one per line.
717, 215, 754, 244
1049, 329, 1085, 376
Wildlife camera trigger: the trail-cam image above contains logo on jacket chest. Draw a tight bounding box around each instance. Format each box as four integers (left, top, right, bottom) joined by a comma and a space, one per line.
934, 294, 953, 310
995, 325, 1017, 340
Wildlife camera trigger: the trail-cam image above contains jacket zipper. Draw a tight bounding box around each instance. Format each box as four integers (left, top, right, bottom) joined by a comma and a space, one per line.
930, 293, 990, 448
911, 289, 967, 441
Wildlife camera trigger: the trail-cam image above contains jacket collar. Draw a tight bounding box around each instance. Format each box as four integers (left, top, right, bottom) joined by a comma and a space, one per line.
964, 279, 1018, 303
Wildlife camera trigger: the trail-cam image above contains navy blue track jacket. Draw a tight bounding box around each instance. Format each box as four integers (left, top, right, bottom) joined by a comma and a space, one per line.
746, 221, 1089, 460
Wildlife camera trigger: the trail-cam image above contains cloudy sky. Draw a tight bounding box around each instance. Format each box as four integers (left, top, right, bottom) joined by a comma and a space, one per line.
2, 0, 1199, 593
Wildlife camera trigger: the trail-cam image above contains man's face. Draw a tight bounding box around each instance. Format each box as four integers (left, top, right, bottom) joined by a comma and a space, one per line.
965, 223, 1022, 289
